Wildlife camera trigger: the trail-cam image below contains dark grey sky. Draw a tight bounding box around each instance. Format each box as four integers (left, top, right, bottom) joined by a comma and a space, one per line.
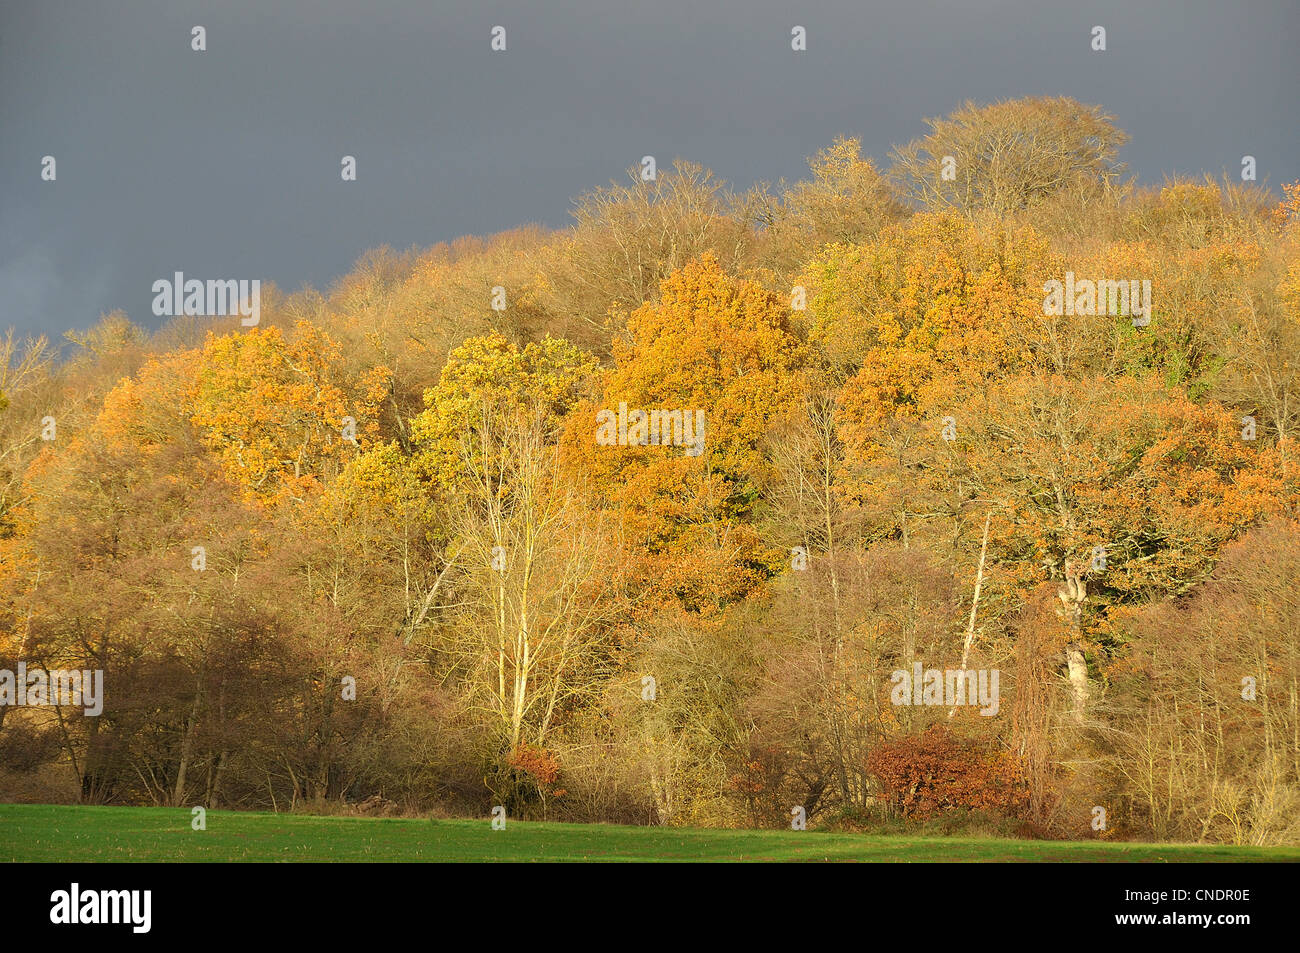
2, 0, 1297, 341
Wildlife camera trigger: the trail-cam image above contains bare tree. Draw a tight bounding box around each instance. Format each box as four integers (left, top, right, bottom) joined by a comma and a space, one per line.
444, 402, 619, 751
887, 97, 1129, 217
560, 160, 751, 330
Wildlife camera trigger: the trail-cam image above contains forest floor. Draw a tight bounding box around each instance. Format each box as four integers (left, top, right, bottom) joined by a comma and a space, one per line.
3, 804, 1298, 862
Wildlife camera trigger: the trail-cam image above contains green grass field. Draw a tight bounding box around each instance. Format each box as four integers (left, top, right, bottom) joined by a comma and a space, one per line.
2, 804, 1298, 862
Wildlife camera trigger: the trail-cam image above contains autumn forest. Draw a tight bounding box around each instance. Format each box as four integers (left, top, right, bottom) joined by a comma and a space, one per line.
3, 97, 1299, 846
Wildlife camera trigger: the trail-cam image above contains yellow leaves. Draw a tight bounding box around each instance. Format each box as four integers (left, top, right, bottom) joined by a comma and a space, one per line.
188, 322, 385, 507
410, 331, 599, 488
97, 348, 200, 452
611, 254, 806, 479
940, 373, 1286, 602
1274, 181, 1300, 227
566, 255, 804, 611
1279, 258, 1300, 327
802, 212, 1049, 389
319, 440, 434, 532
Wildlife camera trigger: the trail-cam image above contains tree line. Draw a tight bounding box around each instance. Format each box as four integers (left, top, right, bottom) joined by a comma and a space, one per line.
2, 96, 1298, 844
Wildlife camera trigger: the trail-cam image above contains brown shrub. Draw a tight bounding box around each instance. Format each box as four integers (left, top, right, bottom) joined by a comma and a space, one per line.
867, 726, 1028, 820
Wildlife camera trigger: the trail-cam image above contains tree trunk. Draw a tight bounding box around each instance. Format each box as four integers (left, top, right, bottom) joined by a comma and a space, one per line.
950, 512, 992, 719
1065, 645, 1089, 720
172, 689, 202, 806
1058, 558, 1090, 722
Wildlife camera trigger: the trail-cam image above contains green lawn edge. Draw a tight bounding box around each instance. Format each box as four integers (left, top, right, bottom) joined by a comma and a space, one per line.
3, 804, 1298, 862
